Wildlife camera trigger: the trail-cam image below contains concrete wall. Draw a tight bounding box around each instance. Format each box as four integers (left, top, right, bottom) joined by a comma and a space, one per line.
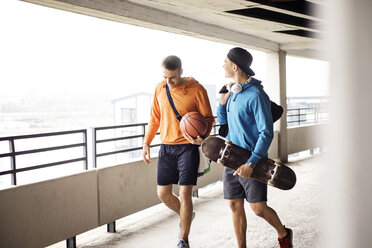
287, 124, 327, 155
98, 157, 224, 226
98, 158, 160, 225
0, 171, 98, 248
0, 158, 223, 248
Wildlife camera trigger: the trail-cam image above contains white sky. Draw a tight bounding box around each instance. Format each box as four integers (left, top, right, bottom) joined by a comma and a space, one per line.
0, 0, 329, 100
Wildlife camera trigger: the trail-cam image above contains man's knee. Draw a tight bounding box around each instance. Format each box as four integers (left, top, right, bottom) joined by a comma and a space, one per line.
179, 186, 193, 203
229, 199, 244, 212
250, 202, 267, 217
157, 186, 173, 202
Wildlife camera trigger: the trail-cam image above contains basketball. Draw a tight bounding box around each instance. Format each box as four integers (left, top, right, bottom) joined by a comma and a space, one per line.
180, 112, 208, 139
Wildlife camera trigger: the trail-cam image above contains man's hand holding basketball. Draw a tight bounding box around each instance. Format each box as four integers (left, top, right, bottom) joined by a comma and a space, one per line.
142, 144, 151, 165
183, 133, 203, 145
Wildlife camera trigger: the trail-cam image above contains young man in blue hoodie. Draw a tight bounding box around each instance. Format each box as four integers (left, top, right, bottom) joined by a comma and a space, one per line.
217, 47, 293, 248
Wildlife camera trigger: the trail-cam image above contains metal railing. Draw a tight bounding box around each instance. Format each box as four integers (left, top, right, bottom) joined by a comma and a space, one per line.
0, 107, 330, 186
0, 130, 88, 185
91, 119, 221, 168
287, 107, 329, 127
0, 121, 221, 186
91, 123, 160, 168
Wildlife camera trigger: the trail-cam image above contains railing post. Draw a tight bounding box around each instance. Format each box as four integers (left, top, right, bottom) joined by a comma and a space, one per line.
9, 139, 16, 185
297, 109, 301, 126
83, 130, 88, 170
192, 189, 199, 197
66, 237, 76, 248
92, 127, 97, 168
142, 124, 146, 146
107, 221, 116, 233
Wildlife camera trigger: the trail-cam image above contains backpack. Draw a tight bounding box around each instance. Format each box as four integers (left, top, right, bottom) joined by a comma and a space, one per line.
218, 100, 283, 137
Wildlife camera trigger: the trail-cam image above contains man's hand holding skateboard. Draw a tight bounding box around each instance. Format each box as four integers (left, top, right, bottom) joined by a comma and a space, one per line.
233, 163, 255, 178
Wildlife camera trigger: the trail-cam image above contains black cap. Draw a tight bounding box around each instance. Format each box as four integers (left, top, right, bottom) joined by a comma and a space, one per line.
227, 47, 255, 76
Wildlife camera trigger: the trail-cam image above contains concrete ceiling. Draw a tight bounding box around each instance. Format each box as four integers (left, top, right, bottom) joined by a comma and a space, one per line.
23, 0, 325, 59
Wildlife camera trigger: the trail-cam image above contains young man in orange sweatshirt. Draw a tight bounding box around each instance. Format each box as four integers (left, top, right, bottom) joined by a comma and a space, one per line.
142, 55, 214, 248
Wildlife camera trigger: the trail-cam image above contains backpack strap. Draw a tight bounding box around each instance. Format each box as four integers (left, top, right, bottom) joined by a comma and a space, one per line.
165, 84, 182, 121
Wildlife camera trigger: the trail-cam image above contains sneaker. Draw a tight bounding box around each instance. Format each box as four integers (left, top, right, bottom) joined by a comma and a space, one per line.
278, 226, 293, 248
177, 239, 190, 248
178, 212, 195, 239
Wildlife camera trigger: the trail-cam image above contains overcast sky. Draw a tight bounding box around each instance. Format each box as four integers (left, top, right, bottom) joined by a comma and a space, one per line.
0, 0, 329, 101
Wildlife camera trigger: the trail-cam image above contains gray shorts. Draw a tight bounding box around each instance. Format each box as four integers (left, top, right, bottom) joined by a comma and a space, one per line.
223, 168, 267, 203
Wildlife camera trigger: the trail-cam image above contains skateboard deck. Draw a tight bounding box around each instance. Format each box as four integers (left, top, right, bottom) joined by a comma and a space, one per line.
201, 136, 296, 190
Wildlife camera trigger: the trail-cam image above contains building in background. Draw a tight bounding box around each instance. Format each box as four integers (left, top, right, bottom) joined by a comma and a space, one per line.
112, 92, 153, 125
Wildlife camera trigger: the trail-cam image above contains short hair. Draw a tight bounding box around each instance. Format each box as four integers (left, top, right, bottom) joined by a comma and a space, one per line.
161, 55, 182, 71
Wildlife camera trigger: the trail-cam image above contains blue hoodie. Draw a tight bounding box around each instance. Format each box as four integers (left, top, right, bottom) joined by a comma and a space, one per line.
217, 78, 273, 167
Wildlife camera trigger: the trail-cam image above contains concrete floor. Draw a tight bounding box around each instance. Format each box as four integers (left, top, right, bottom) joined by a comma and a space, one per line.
48, 154, 326, 248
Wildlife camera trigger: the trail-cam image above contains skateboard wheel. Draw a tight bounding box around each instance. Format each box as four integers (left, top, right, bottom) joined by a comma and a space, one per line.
268, 180, 274, 186
272, 160, 282, 167
225, 140, 232, 146
219, 148, 224, 156
217, 158, 225, 165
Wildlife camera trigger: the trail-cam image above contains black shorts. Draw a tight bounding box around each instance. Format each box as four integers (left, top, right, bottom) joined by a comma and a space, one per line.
223, 168, 267, 203
157, 144, 199, 186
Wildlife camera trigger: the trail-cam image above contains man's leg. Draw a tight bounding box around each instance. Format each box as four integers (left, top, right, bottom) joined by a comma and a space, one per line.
249, 202, 287, 238
229, 198, 247, 248
157, 185, 180, 215
179, 185, 194, 240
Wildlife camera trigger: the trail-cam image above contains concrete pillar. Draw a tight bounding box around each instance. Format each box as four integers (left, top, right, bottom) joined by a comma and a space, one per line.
266, 50, 288, 163
265, 52, 280, 112
278, 50, 288, 163
326, 0, 372, 247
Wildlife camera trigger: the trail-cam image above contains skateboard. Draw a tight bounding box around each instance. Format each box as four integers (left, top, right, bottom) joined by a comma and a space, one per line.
201, 136, 296, 190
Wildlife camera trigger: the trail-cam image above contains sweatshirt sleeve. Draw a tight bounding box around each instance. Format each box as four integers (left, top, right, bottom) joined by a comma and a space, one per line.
196, 87, 214, 137
247, 94, 274, 165
217, 104, 227, 125
143, 87, 161, 145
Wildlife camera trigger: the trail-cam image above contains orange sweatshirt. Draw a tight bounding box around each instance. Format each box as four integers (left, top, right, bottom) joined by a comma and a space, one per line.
144, 77, 214, 145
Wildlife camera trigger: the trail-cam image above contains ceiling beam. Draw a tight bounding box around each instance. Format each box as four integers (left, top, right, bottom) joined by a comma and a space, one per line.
285, 49, 326, 60
280, 40, 326, 60
22, 0, 279, 52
